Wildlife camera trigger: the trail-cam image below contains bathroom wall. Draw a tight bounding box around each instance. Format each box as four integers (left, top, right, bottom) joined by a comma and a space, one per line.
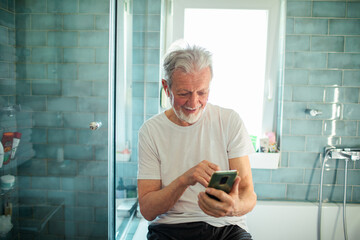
0, 0, 109, 239
252, 0, 360, 203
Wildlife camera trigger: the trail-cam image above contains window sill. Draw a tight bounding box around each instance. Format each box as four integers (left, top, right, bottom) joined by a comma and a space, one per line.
249, 152, 280, 169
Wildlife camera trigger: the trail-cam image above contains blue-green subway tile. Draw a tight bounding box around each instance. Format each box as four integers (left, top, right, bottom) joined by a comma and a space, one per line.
33, 112, 63, 127
254, 183, 286, 199
47, 0, 79, 13
16, 112, 32, 127
132, 98, 144, 114
79, 0, 109, 13
92, 81, 108, 97
147, 15, 161, 31
95, 207, 107, 222
32, 176, 60, 189
64, 112, 94, 129
78, 222, 107, 237
32, 47, 63, 63
293, 52, 327, 69
146, 98, 159, 115
15, 0, 46, 13
341, 137, 360, 148
18, 176, 31, 189
0, 8, 14, 28
284, 69, 308, 85
78, 128, 107, 145
133, 32, 145, 48
132, 83, 145, 97
287, 184, 318, 201
78, 64, 108, 81
0, 26, 8, 44
93, 177, 107, 192
133, 0, 146, 14
353, 187, 360, 202
348, 2, 360, 18
132, 115, 144, 131
133, 14, 146, 32
337, 170, 360, 185
291, 120, 323, 135
16, 95, 46, 111
324, 120, 357, 136
148, 0, 161, 14
96, 48, 108, 63
133, 48, 144, 64
329, 19, 360, 35
132, 64, 144, 81
48, 64, 77, 80
0, 62, 9, 78
95, 15, 109, 30
79, 31, 109, 47
31, 14, 62, 30
146, 83, 160, 98
16, 47, 31, 62
95, 112, 108, 129
78, 161, 107, 177
62, 177, 92, 191
48, 221, 65, 235
64, 144, 93, 160
18, 189, 46, 204
306, 136, 340, 152
311, 36, 344, 52
95, 145, 107, 161
48, 97, 77, 112
78, 97, 108, 112
308, 103, 342, 121
64, 15, 94, 30
31, 128, 47, 143
33, 144, 61, 159
345, 37, 360, 53
271, 168, 304, 183
15, 14, 31, 29
289, 152, 321, 168
309, 70, 342, 86
328, 53, 360, 69
8, 29, 14, 45
32, 80, 61, 95
313, 2, 346, 18
286, 35, 310, 52
251, 169, 271, 183
48, 129, 77, 144
64, 48, 95, 63
282, 119, 291, 135
145, 65, 160, 82
325, 87, 359, 103
282, 102, 307, 119
146, 32, 161, 48
16, 63, 46, 79
0, 45, 15, 62
281, 136, 306, 151
64, 207, 94, 222
292, 86, 324, 102
322, 185, 352, 202
343, 71, 360, 86
286, 18, 294, 34
48, 31, 78, 47
17, 158, 46, 176
47, 190, 76, 206
294, 18, 328, 35
0, 0, 8, 9
287, 1, 311, 17
16, 30, 46, 46
62, 80, 93, 96
343, 104, 360, 120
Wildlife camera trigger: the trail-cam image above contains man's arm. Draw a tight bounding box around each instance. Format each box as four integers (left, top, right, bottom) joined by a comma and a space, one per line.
138, 160, 220, 221
197, 155, 257, 217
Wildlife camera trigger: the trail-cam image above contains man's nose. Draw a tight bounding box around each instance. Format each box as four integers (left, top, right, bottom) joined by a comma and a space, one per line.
188, 93, 199, 108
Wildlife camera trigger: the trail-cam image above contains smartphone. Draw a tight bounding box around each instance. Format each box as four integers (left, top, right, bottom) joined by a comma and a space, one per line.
206, 170, 238, 201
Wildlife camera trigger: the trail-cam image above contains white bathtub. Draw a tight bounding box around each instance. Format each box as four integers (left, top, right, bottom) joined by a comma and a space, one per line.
247, 200, 360, 240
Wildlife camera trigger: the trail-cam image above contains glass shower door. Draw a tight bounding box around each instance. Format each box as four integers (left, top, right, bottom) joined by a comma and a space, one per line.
0, 0, 111, 239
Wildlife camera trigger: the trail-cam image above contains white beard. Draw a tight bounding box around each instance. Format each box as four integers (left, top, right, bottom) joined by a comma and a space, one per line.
173, 106, 204, 124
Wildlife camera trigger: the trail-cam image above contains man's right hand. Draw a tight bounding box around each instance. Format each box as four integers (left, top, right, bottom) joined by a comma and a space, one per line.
180, 160, 220, 187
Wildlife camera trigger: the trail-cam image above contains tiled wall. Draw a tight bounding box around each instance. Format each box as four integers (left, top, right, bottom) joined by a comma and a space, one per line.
0, 0, 109, 239
253, 0, 360, 203
116, 0, 162, 186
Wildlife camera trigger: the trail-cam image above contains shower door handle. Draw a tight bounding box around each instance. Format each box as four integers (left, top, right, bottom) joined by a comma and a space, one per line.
89, 122, 102, 130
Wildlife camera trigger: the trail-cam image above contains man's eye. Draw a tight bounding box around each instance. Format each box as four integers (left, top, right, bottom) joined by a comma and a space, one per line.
179, 93, 188, 97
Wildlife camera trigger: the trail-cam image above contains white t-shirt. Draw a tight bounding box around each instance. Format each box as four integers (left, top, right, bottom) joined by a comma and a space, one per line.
137, 103, 254, 230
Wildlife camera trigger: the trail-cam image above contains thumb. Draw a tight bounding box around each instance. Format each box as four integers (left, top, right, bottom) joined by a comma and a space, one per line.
230, 176, 241, 196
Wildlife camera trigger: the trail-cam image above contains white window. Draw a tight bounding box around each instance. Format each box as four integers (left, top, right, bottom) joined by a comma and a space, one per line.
163, 0, 285, 141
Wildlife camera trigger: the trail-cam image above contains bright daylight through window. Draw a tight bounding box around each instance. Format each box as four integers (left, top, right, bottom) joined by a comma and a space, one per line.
184, 9, 268, 138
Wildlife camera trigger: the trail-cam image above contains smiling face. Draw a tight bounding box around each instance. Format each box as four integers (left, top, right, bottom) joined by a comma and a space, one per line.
162, 66, 211, 126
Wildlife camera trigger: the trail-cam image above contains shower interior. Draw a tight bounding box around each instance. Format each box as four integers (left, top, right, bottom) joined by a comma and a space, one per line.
318, 147, 360, 240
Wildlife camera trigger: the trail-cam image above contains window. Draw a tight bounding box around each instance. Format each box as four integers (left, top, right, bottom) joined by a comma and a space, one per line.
164, 0, 285, 141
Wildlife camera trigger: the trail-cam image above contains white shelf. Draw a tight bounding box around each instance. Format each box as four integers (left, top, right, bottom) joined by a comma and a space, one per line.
249, 152, 280, 169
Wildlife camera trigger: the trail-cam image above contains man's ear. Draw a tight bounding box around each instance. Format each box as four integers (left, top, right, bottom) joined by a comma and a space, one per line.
162, 79, 170, 96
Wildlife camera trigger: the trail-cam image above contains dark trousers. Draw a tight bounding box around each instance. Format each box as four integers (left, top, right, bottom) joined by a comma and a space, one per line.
147, 221, 253, 240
